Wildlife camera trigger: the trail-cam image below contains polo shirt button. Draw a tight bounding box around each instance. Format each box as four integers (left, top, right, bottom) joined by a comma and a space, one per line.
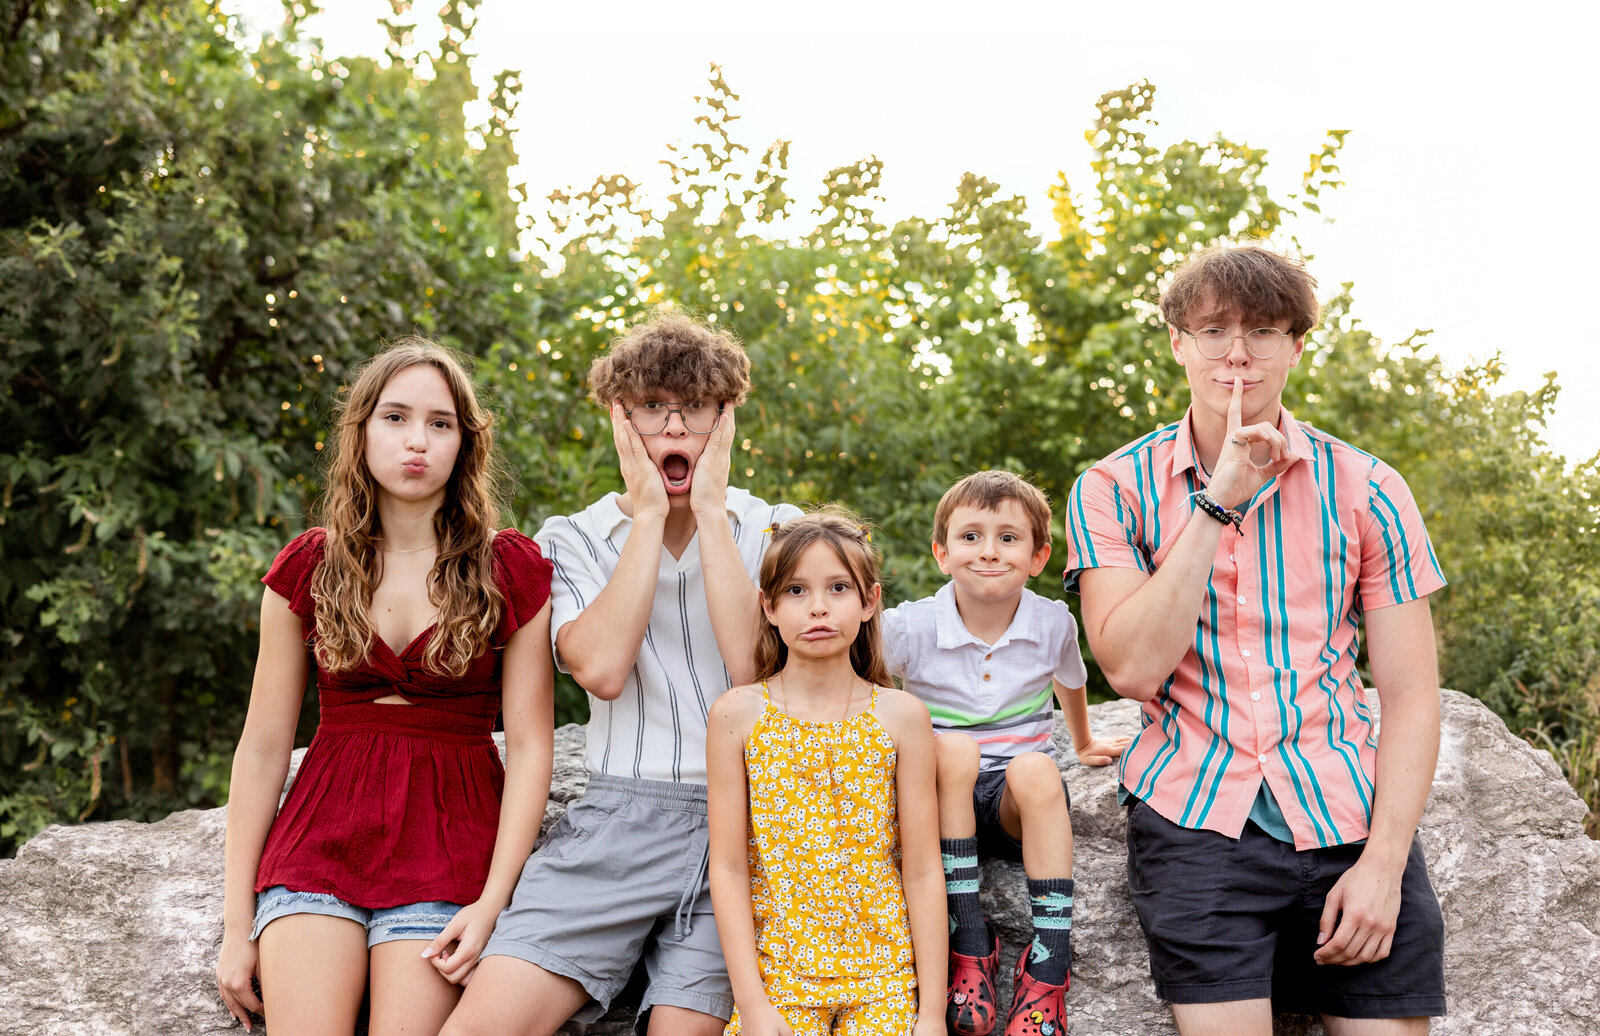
982, 673, 991, 681
1241, 649, 1252, 658
1258, 753, 1267, 763
984, 653, 992, 660
1251, 692, 1261, 701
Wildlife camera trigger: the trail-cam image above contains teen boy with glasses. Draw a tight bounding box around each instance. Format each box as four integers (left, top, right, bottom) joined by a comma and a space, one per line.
1065, 246, 1448, 1035
443, 313, 801, 1036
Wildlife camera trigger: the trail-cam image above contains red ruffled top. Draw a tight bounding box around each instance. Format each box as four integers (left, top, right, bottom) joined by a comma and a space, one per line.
252, 527, 552, 908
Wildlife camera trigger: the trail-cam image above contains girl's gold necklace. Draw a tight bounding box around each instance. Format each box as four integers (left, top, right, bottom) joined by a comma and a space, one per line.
376, 542, 436, 554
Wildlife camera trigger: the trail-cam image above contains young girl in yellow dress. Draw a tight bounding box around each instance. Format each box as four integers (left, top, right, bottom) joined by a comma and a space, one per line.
707, 507, 946, 1036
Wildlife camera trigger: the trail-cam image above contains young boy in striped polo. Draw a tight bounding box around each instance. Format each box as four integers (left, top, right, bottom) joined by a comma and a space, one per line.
1066, 246, 1448, 1035
444, 313, 801, 1036
883, 470, 1129, 1036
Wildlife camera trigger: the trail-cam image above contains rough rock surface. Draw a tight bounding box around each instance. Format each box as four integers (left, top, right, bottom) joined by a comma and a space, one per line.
0, 691, 1595, 1035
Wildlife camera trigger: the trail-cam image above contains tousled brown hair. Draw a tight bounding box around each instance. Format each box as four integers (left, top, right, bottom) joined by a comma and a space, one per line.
588, 311, 751, 407
1159, 246, 1321, 337
311, 337, 505, 676
932, 470, 1052, 552
754, 506, 893, 688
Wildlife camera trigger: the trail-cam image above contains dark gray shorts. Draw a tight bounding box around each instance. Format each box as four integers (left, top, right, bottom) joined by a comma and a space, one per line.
483, 774, 732, 1024
974, 764, 1071, 863
1125, 799, 1446, 1018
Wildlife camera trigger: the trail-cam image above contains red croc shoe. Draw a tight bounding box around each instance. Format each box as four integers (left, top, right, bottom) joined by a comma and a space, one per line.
1003, 946, 1069, 1036
946, 920, 1001, 1036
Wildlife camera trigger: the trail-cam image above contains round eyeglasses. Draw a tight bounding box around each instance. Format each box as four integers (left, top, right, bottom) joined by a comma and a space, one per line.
624, 401, 724, 436
1182, 326, 1292, 360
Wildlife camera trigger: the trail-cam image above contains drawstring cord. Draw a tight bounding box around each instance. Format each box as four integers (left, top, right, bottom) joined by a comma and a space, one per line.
675, 836, 711, 939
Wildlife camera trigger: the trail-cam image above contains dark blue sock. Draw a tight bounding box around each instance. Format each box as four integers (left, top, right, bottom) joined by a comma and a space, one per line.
1025, 877, 1073, 985
942, 836, 988, 955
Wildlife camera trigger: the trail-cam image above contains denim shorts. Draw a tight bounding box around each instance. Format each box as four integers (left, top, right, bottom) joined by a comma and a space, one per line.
250, 885, 464, 948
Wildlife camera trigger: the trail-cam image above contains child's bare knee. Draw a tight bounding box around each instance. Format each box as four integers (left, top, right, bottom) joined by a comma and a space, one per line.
935, 732, 981, 786
1005, 752, 1066, 804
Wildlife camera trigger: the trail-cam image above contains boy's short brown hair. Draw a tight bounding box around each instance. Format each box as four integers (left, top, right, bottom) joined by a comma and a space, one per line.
933, 471, 1052, 553
588, 311, 752, 407
1159, 246, 1322, 338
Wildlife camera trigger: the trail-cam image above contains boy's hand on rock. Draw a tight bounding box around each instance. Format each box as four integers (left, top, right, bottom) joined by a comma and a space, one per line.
1074, 733, 1132, 767
611, 403, 669, 522
691, 407, 735, 520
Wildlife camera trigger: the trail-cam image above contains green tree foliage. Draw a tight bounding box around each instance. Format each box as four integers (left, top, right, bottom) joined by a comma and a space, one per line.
4, 2, 1595, 852
1, 0, 531, 846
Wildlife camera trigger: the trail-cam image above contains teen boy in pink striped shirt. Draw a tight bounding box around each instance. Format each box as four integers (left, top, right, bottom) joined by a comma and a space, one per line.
1065, 246, 1447, 1035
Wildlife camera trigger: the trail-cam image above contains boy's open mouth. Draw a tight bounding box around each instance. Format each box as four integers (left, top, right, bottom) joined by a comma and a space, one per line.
661, 452, 691, 490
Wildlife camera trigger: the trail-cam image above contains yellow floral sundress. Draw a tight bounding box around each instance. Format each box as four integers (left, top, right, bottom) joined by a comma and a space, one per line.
727, 681, 917, 1031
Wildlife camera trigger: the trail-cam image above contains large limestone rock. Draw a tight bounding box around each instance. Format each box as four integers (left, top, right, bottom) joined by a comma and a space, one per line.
0, 691, 1595, 1035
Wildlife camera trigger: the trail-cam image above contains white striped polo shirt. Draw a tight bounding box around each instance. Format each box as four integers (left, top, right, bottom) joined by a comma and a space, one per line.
1064, 407, 1446, 849
536, 488, 801, 784
883, 584, 1089, 771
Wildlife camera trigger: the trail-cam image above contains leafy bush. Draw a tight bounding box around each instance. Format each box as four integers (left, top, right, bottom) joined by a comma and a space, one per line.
4, 2, 1595, 852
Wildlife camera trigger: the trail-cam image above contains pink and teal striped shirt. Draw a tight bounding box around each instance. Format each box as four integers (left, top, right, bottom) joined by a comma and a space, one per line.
1064, 408, 1445, 849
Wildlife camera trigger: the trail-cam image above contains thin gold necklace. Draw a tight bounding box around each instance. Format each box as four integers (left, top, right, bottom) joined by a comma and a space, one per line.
376, 541, 436, 554
775, 674, 860, 722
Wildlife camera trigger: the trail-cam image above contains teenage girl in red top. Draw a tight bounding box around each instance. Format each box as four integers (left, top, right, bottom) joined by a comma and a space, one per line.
215, 339, 555, 1034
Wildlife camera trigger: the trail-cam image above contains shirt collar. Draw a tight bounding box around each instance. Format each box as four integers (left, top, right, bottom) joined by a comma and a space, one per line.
932, 582, 1043, 650
596, 487, 753, 537
1170, 405, 1313, 480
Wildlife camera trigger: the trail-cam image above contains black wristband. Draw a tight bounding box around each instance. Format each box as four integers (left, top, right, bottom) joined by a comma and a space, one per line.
1193, 491, 1244, 535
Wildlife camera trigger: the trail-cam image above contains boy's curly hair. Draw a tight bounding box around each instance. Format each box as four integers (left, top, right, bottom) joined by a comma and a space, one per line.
588, 312, 751, 407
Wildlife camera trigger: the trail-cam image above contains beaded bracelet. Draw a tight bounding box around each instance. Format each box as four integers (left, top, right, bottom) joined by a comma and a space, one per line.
1192, 490, 1244, 535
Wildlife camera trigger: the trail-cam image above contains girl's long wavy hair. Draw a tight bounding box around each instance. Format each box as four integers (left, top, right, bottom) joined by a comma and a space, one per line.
310, 337, 505, 676
754, 506, 893, 688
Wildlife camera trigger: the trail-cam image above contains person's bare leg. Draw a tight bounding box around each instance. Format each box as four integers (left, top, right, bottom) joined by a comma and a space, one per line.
257, 914, 368, 1036
438, 956, 590, 1036
368, 940, 461, 1036
997, 751, 1071, 877
935, 732, 981, 838
1322, 1016, 1429, 1036
1169, 999, 1273, 1036
646, 1005, 728, 1036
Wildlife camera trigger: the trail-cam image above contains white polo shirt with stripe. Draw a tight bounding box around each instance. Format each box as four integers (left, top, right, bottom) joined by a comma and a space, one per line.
536, 488, 801, 785
883, 584, 1089, 771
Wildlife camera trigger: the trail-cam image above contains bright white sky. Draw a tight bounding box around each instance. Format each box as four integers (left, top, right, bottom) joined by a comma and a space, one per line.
233, 0, 1600, 461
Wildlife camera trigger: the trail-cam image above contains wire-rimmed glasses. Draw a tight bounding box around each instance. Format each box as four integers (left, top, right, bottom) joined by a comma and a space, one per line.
1182, 326, 1292, 360
624, 401, 724, 435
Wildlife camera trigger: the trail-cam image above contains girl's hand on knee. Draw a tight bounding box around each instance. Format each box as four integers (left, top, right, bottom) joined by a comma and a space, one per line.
421, 900, 499, 985
216, 932, 263, 1029
741, 1000, 794, 1036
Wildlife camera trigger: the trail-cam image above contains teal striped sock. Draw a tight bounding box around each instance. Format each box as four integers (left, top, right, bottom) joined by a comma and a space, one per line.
1025, 877, 1073, 985
941, 836, 987, 955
